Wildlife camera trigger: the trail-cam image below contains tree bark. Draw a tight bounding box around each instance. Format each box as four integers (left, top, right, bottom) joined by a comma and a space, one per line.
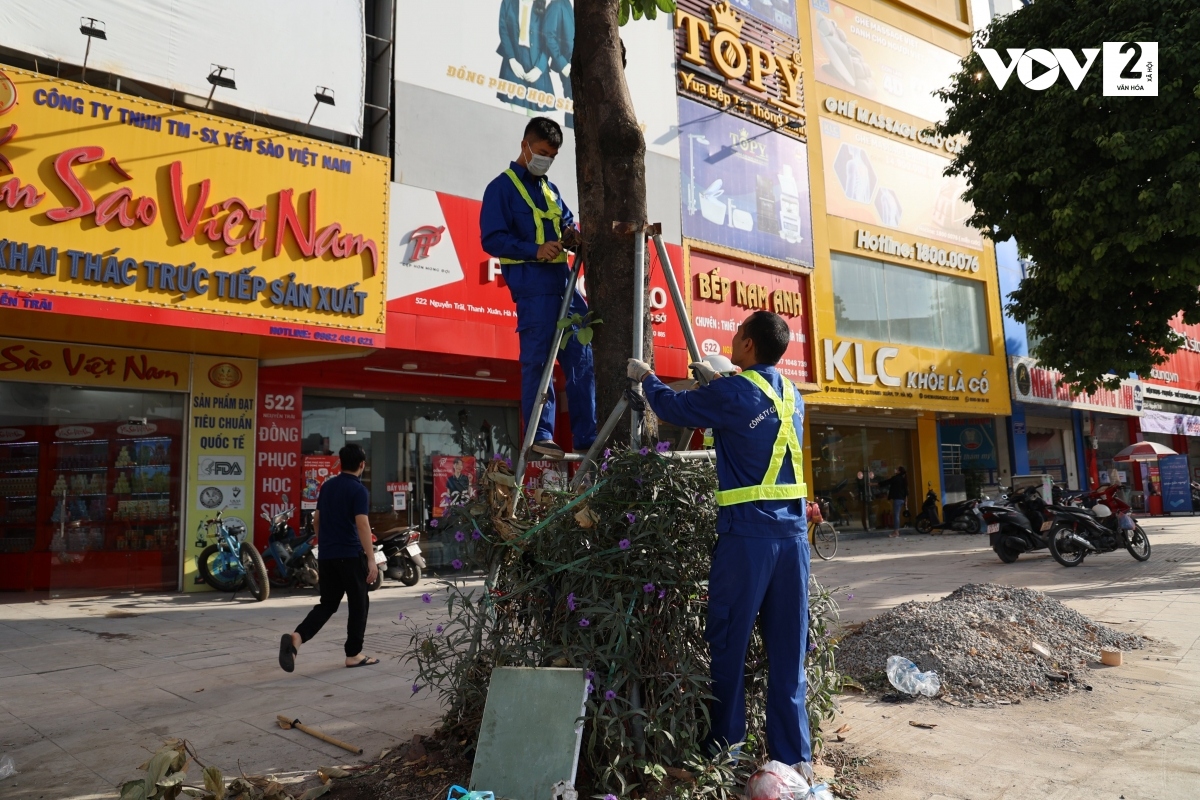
572, 0, 654, 447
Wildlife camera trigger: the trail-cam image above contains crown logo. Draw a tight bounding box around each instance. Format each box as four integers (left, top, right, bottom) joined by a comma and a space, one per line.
709, 2, 745, 36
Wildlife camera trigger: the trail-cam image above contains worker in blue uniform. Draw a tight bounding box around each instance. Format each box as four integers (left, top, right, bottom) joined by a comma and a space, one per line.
628, 310, 811, 767
481, 117, 596, 459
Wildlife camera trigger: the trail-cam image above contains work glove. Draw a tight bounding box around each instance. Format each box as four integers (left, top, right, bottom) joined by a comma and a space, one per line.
509, 59, 527, 80
627, 358, 652, 381
688, 361, 720, 383
525, 66, 543, 83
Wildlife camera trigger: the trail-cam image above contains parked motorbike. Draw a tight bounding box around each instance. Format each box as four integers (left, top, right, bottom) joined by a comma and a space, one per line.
195, 510, 269, 601
1046, 484, 1152, 567
260, 494, 319, 590
914, 487, 983, 535
377, 525, 425, 586
983, 485, 1055, 563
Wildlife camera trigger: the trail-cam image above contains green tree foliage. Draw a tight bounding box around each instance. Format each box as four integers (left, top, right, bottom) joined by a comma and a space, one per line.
936, 0, 1200, 389
619, 0, 676, 25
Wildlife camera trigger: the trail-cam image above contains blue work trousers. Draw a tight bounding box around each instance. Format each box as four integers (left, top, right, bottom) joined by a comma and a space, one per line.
705, 531, 812, 765
516, 289, 597, 449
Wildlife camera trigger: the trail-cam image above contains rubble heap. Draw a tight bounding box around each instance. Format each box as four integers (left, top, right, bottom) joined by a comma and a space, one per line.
837, 583, 1146, 701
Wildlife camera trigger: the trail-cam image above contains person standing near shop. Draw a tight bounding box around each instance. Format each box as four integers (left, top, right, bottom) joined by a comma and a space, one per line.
480, 117, 596, 459
279, 443, 379, 672
627, 310, 812, 768
881, 466, 908, 537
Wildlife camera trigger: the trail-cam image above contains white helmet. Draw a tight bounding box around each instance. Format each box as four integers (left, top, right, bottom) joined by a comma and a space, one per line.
703, 354, 737, 376
1091, 503, 1112, 518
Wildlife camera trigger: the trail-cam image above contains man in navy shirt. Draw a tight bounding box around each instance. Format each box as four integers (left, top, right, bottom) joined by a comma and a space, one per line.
480, 117, 596, 460
628, 310, 812, 768
279, 444, 380, 671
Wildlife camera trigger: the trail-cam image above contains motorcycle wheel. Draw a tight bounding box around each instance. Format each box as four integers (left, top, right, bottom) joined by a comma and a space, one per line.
993, 544, 1020, 563
1048, 526, 1087, 568
811, 522, 838, 561
964, 515, 982, 535
915, 516, 933, 534
264, 555, 289, 588
1124, 524, 1152, 561
197, 544, 246, 591
239, 542, 270, 602
399, 559, 422, 586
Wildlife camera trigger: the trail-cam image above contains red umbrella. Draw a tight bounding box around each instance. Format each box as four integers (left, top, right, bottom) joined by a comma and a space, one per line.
1113, 441, 1178, 462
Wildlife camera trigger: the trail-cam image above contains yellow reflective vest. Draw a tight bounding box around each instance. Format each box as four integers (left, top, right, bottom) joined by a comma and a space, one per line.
498, 169, 568, 264
714, 369, 808, 506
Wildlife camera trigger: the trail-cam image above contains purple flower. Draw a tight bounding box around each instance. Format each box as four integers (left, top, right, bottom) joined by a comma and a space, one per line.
429, 519, 439, 528
505, 457, 513, 468
471, 530, 482, 540
639, 447, 649, 456
587, 681, 595, 694
658, 589, 666, 599
411, 683, 423, 695
600, 463, 609, 472
656, 441, 670, 453
634, 478, 644, 487
604, 690, 617, 701
619, 539, 631, 550
567, 592, 577, 611
807, 639, 818, 653
625, 512, 637, 524
604, 795, 617, 800
603, 449, 612, 459
435, 624, 444, 634
422, 593, 432, 603
455, 531, 466, 542
579, 618, 590, 628
493, 454, 503, 461
452, 559, 464, 570
846, 593, 854, 600
643, 583, 655, 593
586, 670, 595, 681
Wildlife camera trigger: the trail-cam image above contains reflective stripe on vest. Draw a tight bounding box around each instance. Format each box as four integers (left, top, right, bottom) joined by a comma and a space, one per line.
714, 370, 808, 506
498, 169, 569, 264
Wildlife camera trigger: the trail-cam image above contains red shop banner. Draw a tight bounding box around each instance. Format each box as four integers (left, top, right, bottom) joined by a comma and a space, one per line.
688, 249, 814, 385
432, 455, 477, 517
386, 184, 688, 354
253, 384, 302, 545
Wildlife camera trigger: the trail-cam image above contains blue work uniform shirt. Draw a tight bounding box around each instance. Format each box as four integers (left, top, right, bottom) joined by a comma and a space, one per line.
643, 365, 806, 538
315, 472, 370, 559
480, 162, 575, 301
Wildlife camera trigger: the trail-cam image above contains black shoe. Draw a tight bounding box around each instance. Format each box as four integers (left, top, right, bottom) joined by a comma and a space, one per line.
279, 634, 297, 673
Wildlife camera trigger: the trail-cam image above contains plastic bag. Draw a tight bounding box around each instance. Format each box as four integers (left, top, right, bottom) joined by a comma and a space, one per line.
886, 655, 941, 697
744, 760, 834, 800
0, 755, 16, 779
1117, 513, 1136, 531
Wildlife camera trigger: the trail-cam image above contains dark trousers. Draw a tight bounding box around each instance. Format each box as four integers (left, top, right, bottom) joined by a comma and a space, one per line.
705, 532, 812, 765
295, 557, 369, 658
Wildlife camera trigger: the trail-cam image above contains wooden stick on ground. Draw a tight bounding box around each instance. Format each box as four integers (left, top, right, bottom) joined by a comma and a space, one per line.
277, 714, 363, 754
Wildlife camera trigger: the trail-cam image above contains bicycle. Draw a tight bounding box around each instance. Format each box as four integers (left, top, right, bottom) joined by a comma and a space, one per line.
808, 498, 838, 561
195, 510, 269, 601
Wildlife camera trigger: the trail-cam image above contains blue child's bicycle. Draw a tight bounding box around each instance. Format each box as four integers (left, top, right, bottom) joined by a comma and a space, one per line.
195, 510, 270, 601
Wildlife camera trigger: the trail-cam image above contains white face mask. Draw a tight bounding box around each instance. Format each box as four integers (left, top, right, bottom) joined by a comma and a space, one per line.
523, 141, 555, 176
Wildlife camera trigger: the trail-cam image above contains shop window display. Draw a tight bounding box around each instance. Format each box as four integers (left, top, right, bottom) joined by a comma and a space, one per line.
810, 423, 913, 531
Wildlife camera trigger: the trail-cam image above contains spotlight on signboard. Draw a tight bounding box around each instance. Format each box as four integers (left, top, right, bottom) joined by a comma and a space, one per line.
206, 65, 237, 108
79, 17, 107, 83
308, 86, 336, 125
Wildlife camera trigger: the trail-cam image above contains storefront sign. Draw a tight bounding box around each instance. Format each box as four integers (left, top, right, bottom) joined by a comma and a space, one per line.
810, 0, 962, 123
854, 229, 980, 273
819, 118, 981, 249
730, 0, 797, 36
675, 0, 806, 138
1140, 409, 1200, 437
184, 355, 258, 592
820, 337, 1009, 413
678, 97, 814, 266
253, 384, 303, 546
433, 455, 476, 518
938, 418, 999, 470
0, 336, 190, 391
0, 69, 389, 335
822, 95, 965, 154
1143, 383, 1200, 407
689, 248, 813, 385
1011, 356, 1144, 415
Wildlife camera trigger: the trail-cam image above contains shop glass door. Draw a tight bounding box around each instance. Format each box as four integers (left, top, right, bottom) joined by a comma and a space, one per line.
810, 423, 913, 531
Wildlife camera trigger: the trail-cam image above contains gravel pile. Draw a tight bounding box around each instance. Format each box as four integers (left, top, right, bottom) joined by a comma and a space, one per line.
837, 583, 1146, 702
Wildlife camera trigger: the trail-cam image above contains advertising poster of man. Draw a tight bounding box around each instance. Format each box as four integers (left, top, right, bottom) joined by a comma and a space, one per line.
678, 97, 815, 267
729, 0, 798, 36
433, 456, 477, 517
810, 0, 961, 123
394, 0, 678, 157
819, 118, 981, 249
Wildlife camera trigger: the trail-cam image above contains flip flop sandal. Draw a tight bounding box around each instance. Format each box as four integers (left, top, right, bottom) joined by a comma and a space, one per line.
347, 657, 380, 668
279, 634, 297, 673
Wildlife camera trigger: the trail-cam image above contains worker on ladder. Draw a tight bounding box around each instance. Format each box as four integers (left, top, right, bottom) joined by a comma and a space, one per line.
628, 310, 812, 769
481, 117, 596, 460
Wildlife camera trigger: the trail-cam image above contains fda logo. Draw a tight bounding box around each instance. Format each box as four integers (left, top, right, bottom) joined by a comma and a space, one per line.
978, 42, 1157, 97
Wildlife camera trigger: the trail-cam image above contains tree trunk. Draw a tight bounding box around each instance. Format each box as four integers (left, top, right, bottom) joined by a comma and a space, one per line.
572, 0, 654, 448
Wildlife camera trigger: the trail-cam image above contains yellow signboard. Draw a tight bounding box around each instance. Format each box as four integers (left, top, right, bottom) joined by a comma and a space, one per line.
0, 68, 389, 334
0, 336, 191, 391
184, 355, 258, 592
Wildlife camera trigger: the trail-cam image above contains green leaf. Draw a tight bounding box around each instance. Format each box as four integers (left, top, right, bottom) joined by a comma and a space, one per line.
157, 774, 186, 789
618, 0, 630, 26
144, 748, 177, 789
556, 318, 573, 330
119, 780, 148, 800
577, 327, 594, 346
655, 0, 676, 12
202, 766, 224, 800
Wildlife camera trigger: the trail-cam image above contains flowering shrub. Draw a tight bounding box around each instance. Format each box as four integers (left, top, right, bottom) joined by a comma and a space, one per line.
406, 449, 841, 798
